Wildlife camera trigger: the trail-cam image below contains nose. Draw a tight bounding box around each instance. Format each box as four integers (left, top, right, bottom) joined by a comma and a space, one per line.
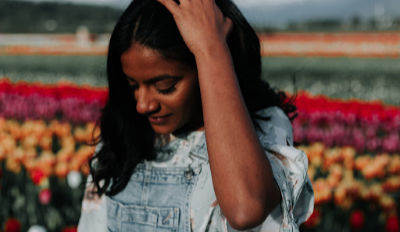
135, 87, 160, 115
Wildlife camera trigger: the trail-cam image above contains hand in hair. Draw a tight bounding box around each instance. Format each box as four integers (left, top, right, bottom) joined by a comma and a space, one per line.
161, 0, 281, 229
156, 0, 232, 57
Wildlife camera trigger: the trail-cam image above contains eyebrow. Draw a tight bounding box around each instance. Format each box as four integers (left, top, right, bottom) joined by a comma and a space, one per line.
126, 75, 182, 85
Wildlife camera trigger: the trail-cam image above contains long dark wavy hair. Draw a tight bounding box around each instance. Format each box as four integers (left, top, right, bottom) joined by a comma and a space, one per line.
89, 0, 296, 196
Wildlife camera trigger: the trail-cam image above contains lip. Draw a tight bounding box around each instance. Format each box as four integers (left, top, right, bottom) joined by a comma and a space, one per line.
148, 114, 172, 124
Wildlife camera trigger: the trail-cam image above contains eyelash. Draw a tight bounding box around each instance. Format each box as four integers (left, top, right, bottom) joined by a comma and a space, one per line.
156, 85, 176, 94
129, 84, 176, 95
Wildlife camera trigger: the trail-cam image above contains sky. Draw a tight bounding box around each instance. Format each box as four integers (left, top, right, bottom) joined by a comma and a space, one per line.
20, 0, 312, 8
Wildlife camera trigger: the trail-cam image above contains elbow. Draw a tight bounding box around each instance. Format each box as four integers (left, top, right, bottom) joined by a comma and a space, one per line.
226, 200, 280, 230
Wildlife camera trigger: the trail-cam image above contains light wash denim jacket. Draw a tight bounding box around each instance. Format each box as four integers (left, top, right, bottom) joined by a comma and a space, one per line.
78, 107, 314, 232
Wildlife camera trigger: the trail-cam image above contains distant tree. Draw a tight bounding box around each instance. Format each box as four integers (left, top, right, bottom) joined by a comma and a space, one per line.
0, 0, 122, 33
368, 18, 378, 30
351, 15, 361, 29
392, 17, 400, 28
305, 19, 342, 31
287, 21, 299, 31
252, 25, 278, 33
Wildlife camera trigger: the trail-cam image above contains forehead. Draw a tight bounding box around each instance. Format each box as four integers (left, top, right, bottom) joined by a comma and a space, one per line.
121, 44, 190, 81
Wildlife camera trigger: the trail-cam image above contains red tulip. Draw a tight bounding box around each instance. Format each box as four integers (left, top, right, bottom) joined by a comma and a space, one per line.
30, 169, 46, 185
386, 215, 399, 232
303, 209, 320, 228
62, 226, 77, 232
4, 218, 21, 232
350, 210, 364, 231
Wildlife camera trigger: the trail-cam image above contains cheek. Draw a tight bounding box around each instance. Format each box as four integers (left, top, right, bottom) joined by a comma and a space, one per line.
164, 90, 196, 113
166, 85, 199, 115
180, 84, 201, 120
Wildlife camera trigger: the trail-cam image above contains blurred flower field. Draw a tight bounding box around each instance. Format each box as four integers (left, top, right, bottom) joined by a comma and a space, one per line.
0, 78, 399, 232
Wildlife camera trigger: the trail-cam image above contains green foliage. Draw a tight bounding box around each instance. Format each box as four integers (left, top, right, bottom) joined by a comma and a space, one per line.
262, 57, 400, 105
0, 162, 86, 232
0, 55, 107, 86
2, 55, 400, 105
0, 1, 122, 33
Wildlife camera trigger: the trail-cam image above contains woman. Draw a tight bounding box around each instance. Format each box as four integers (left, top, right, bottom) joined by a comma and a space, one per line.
78, 0, 314, 231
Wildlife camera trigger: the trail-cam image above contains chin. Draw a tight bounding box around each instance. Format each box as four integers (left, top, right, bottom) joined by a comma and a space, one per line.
151, 125, 176, 135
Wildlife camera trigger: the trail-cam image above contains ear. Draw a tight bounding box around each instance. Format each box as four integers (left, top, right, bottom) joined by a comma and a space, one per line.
223, 17, 234, 40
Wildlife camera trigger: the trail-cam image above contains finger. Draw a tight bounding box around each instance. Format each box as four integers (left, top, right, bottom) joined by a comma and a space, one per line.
157, 0, 180, 15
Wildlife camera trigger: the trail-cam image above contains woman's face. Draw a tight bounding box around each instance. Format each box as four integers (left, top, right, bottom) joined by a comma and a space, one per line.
121, 43, 202, 134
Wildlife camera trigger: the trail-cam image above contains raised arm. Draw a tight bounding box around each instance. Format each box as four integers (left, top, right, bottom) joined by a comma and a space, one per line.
157, 0, 281, 229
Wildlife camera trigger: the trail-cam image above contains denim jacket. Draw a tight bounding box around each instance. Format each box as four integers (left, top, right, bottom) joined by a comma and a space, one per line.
78, 107, 314, 232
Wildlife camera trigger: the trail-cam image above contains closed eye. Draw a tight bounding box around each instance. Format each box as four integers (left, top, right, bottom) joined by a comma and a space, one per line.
125, 75, 181, 95
156, 85, 176, 94
154, 79, 179, 95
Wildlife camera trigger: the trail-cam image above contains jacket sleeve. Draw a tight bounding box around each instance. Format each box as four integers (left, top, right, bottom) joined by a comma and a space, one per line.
77, 143, 107, 232
254, 107, 314, 232
77, 174, 108, 232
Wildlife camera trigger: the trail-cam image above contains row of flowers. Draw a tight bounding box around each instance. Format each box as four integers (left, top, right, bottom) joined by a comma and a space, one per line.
0, 118, 97, 232
1, 117, 398, 231
0, 119, 98, 178
1, 79, 400, 231
294, 93, 400, 153
0, 79, 106, 123
302, 143, 400, 207
1, 78, 400, 153
300, 143, 400, 232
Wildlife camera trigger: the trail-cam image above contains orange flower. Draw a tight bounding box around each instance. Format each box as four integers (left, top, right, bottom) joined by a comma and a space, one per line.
0, 118, 5, 130
0, 146, 5, 161
55, 162, 69, 178
344, 179, 362, 198
300, 143, 324, 167
383, 176, 400, 192
52, 121, 72, 137
323, 148, 341, 170
388, 155, 400, 175
39, 133, 53, 150
22, 135, 38, 148
7, 120, 22, 140
355, 156, 370, 171
379, 194, 397, 212
376, 153, 390, 169
35, 151, 56, 176
73, 127, 87, 142
6, 158, 21, 173
56, 148, 73, 163
307, 166, 316, 181
1, 135, 16, 156
334, 185, 346, 205
313, 178, 332, 205
364, 184, 383, 201
81, 162, 90, 176
341, 146, 356, 169
326, 175, 340, 189
23, 158, 37, 173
